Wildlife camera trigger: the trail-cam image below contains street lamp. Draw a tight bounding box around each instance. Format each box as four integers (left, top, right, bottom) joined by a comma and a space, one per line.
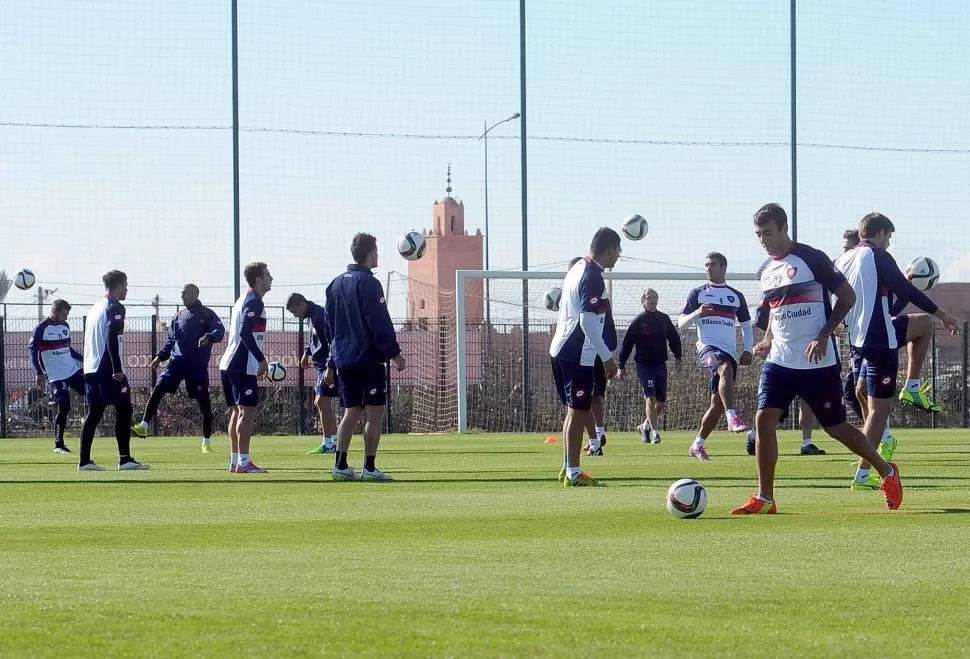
479, 112, 520, 327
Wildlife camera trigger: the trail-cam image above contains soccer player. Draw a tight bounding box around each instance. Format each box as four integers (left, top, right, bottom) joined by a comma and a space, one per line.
285, 292, 338, 455
28, 299, 84, 454
131, 284, 225, 453
549, 227, 621, 486
747, 228, 863, 456
325, 233, 405, 482
219, 262, 272, 474
834, 213, 959, 490
616, 288, 682, 444
562, 256, 610, 456
78, 270, 149, 471
732, 203, 902, 514
678, 252, 753, 461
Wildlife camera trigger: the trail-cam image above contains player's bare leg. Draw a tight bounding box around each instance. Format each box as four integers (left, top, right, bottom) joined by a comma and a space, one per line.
307, 394, 338, 454
798, 399, 824, 455
717, 361, 747, 432
360, 404, 391, 480
899, 314, 941, 411
826, 420, 902, 508
755, 408, 782, 501
645, 397, 663, 443
333, 406, 364, 480
562, 407, 601, 485
690, 394, 723, 461
583, 396, 606, 455
227, 407, 239, 470
232, 406, 263, 472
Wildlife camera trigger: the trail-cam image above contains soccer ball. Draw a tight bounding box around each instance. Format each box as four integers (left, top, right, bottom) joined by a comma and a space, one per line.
267, 361, 287, 383
905, 256, 940, 291
543, 287, 562, 312
621, 214, 648, 241
14, 269, 36, 291
666, 478, 708, 519
398, 231, 427, 261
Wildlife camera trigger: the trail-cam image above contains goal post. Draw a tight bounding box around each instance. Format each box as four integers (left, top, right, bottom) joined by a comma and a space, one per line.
455, 269, 760, 434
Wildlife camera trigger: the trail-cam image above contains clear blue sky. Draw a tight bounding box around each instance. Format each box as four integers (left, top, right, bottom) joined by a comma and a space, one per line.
2, 0, 969, 320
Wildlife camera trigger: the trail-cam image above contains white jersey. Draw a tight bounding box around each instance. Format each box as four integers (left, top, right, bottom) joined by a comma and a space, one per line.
756, 243, 846, 369
83, 296, 126, 376
218, 290, 267, 375
680, 283, 751, 360
548, 257, 617, 366
28, 319, 82, 382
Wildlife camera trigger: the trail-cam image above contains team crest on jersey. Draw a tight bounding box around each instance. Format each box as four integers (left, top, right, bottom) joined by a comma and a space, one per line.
787, 266, 798, 279
727, 295, 735, 303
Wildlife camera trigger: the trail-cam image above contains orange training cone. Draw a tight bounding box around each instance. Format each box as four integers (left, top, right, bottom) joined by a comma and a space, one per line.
544, 436, 558, 444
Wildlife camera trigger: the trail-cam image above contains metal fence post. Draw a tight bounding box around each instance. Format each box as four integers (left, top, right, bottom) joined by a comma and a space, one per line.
0, 315, 6, 439
930, 325, 936, 429
962, 321, 970, 428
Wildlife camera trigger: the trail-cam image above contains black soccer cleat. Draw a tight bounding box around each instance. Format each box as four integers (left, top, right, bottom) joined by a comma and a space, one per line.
746, 430, 756, 456
800, 443, 826, 456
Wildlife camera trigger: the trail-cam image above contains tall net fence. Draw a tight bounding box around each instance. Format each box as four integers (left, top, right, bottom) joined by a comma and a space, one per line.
3, 1, 969, 436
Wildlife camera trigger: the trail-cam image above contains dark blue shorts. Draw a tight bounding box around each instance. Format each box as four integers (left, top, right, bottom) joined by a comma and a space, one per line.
50, 370, 84, 404
759, 362, 847, 428
850, 346, 899, 400
314, 368, 339, 398
592, 358, 607, 397
84, 373, 132, 408
221, 371, 259, 408
636, 363, 668, 402
698, 346, 737, 395
157, 360, 209, 400
337, 362, 387, 408
551, 357, 594, 411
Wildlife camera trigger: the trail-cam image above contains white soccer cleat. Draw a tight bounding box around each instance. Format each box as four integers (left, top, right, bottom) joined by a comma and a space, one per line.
332, 466, 358, 482
362, 467, 393, 482
78, 462, 107, 472
119, 461, 151, 471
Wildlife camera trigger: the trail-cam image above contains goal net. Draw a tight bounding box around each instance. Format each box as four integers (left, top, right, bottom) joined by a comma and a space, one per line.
456, 269, 761, 434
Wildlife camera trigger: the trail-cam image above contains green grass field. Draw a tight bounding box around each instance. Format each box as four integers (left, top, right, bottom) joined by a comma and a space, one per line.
2, 429, 969, 657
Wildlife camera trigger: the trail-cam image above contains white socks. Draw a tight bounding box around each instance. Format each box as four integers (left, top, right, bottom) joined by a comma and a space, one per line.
725, 409, 739, 423
595, 426, 605, 439
238, 453, 250, 467
230, 452, 239, 469
905, 379, 921, 393
323, 436, 335, 449
854, 467, 871, 483
588, 436, 601, 451
801, 438, 813, 448
566, 466, 582, 480
692, 436, 705, 449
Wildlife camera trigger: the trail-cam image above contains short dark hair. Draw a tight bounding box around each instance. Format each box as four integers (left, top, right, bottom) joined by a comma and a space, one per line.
843, 228, 860, 247
351, 233, 378, 265
51, 299, 71, 312
102, 270, 127, 290
754, 203, 788, 229
589, 227, 621, 257
244, 261, 268, 287
859, 213, 895, 239
285, 292, 307, 311
706, 252, 727, 268
568, 256, 583, 268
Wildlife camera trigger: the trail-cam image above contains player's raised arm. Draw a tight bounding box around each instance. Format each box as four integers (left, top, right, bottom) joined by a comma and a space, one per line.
677, 289, 701, 330
875, 248, 958, 334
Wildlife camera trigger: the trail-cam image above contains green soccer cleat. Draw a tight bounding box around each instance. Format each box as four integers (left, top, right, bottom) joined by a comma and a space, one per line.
850, 473, 882, 491
201, 443, 212, 454
130, 424, 148, 439
878, 435, 897, 462
899, 388, 943, 413
563, 472, 605, 487
558, 466, 566, 483
306, 445, 327, 454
